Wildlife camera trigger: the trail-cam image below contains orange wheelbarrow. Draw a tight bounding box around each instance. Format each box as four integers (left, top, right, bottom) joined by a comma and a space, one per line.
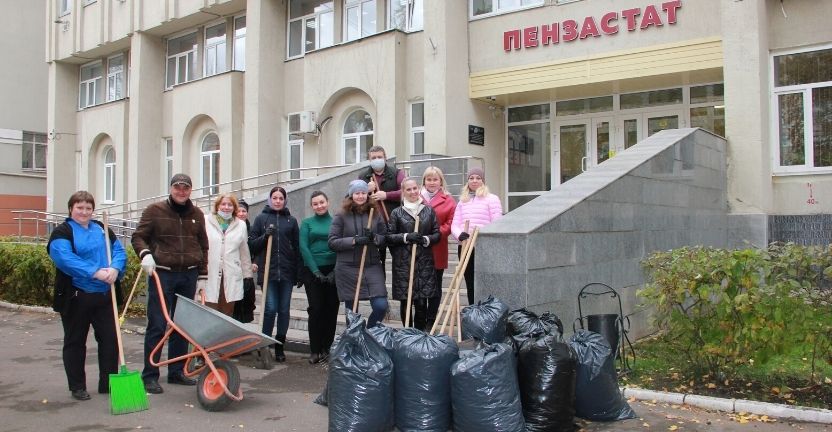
147, 271, 278, 411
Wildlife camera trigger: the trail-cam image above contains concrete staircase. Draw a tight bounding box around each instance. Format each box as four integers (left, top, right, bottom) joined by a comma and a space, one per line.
254, 242, 469, 353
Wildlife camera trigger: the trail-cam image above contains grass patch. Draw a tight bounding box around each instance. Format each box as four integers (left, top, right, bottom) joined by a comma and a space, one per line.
623, 334, 832, 409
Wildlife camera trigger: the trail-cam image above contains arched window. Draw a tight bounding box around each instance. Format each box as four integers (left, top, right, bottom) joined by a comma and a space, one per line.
201, 133, 220, 195
342, 110, 374, 164
104, 146, 116, 202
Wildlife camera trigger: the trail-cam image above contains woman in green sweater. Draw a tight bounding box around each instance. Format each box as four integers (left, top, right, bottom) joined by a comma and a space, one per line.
299, 191, 339, 364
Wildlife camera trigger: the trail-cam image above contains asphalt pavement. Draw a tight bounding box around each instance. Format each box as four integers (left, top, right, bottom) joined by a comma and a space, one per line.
0, 308, 829, 432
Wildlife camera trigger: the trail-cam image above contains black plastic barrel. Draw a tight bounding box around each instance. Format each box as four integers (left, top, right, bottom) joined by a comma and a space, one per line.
586, 314, 619, 359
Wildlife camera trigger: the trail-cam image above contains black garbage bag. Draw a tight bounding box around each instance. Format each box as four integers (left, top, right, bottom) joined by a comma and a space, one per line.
327, 310, 394, 432
518, 332, 578, 432
569, 330, 636, 421
392, 328, 458, 432
507, 308, 563, 351
451, 342, 525, 432
367, 323, 397, 359
460, 296, 509, 343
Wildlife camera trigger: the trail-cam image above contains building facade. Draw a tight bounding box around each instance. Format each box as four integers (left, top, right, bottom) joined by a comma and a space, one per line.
1, 0, 48, 235
45, 0, 832, 244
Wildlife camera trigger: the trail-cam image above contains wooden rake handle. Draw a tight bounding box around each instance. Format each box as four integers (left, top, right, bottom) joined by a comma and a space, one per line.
352, 207, 375, 313
259, 225, 274, 327
404, 216, 420, 328
103, 212, 128, 367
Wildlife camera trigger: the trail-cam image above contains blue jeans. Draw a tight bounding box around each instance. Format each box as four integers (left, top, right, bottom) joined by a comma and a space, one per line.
143, 269, 197, 382
344, 296, 388, 329
263, 279, 293, 339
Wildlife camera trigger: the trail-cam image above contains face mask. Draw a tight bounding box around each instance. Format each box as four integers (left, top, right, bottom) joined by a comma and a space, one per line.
370, 159, 386, 171
217, 210, 233, 220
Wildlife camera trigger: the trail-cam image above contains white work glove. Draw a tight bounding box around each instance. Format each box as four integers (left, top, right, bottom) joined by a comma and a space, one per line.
196, 278, 207, 295
141, 254, 156, 275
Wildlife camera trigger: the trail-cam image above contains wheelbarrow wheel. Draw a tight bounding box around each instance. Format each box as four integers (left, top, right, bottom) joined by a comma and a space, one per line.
196, 359, 240, 412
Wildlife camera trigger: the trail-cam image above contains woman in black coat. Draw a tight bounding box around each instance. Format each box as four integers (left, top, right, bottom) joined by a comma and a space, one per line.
248, 186, 299, 362
386, 177, 440, 330
328, 180, 388, 328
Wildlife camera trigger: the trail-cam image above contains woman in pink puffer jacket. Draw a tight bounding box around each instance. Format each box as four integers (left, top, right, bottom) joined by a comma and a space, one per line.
451, 167, 503, 304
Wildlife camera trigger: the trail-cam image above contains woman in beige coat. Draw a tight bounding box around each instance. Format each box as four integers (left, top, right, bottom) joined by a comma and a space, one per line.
203, 194, 253, 315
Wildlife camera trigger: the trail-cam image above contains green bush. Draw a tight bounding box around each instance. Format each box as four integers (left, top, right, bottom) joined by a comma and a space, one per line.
0, 242, 147, 313
640, 243, 832, 381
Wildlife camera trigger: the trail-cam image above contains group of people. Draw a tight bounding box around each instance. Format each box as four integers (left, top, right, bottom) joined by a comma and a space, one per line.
47, 145, 503, 401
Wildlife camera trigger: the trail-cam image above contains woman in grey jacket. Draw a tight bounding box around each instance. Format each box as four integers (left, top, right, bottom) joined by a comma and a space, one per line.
328, 180, 388, 328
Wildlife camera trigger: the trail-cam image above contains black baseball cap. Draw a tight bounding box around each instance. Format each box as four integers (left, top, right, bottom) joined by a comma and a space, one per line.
170, 173, 193, 187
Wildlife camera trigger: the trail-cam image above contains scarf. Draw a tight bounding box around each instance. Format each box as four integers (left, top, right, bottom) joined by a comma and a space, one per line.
402, 197, 424, 219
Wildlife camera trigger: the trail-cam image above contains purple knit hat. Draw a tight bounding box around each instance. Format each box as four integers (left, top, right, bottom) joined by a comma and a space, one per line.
467, 167, 485, 181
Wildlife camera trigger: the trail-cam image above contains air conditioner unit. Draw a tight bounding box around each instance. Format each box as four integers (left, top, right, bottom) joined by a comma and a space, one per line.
288, 111, 317, 134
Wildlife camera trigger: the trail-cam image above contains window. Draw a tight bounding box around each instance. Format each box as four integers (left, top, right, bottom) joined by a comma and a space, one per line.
410, 102, 424, 154
470, 0, 542, 19
233, 16, 246, 71
22, 132, 47, 171
166, 32, 198, 88
289, 134, 303, 180
689, 83, 725, 137
620, 88, 683, 110
507, 104, 551, 210
164, 138, 173, 192
204, 23, 227, 77
104, 146, 116, 202
288, 1, 334, 58
79, 62, 102, 109
201, 133, 220, 195
344, 0, 376, 42
772, 46, 832, 172
342, 110, 374, 164
106, 54, 126, 102
59, 0, 71, 16
389, 0, 422, 32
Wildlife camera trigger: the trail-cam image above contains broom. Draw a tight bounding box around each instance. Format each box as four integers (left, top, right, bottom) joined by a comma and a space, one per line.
103, 212, 149, 414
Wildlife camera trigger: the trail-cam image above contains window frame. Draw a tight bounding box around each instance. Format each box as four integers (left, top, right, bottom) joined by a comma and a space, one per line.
203, 20, 228, 77
106, 53, 127, 102
22, 132, 47, 172
78, 61, 103, 109
409, 101, 425, 154
388, 0, 423, 32
163, 137, 173, 193
770, 43, 832, 175
469, 0, 543, 20
103, 146, 116, 203
288, 134, 304, 180
344, 0, 377, 43
233, 14, 246, 71
287, 1, 335, 59
200, 132, 221, 196
165, 30, 199, 89
58, 0, 71, 17
342, 109, 375, 164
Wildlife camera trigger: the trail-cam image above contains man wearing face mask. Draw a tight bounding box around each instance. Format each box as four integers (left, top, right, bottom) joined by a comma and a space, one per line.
358, 145, 405, 266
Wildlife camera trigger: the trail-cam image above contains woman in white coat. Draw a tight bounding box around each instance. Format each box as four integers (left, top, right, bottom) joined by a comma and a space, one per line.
203, 194, 253, 316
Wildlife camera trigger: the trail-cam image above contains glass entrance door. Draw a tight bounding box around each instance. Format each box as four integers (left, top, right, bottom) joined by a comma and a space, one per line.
615, 110, 683, 153
555, 121, 588, 184
592, 117, 613, 165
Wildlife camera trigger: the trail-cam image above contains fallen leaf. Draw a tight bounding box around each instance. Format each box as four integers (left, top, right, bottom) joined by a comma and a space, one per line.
707, 383, 717, 389
771, 387, 780, 395
668, 426, 678, 431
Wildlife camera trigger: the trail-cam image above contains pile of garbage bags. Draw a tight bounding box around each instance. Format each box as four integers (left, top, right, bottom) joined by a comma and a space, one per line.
319, 299, 635, 431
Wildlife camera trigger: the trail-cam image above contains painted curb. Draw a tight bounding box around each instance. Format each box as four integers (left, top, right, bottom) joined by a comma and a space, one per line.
622, 387, 832, 424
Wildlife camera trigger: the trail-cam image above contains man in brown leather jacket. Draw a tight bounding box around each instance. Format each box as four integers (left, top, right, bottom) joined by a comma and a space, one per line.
131, 173, 209, 394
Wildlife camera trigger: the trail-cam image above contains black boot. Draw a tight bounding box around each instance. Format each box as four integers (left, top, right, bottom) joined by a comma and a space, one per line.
274, 336, 286, 362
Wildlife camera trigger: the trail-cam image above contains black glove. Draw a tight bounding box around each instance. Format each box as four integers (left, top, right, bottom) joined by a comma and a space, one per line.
264, 225, 275, 237
325, 272, 336, 285
458, 232, 470, 242
313, 271, 326, 282
405, 232, 422, 244
354, 234, 372, 246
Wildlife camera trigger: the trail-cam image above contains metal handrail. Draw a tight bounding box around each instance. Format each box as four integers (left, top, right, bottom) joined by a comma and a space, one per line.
97, 162, 354, 222
11, 155, 484, 241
